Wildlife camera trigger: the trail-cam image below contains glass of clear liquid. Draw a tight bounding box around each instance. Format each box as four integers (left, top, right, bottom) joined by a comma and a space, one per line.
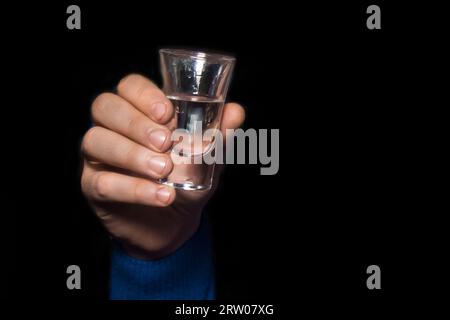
158, 48, 235, 190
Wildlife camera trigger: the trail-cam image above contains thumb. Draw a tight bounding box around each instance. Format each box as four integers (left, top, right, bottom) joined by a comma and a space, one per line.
220, 102, 246, 135
211, 102, 245, 180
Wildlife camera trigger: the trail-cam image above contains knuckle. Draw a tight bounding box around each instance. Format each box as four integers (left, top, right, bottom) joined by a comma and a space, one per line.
134, 82, 148, 101
91, 92, 115, 120
123, 143, 142, 169
133, 180, 150, 203
126, 115, 140, 137
81, 126, 100, 154
117, 73, 141, 95
140, 150, 157, 176
93, 172, 112, 199
144, 87, 166, 102
133, 82, 162, 103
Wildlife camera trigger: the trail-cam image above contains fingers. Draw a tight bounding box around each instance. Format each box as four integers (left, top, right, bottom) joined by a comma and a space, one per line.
82, 126, 173, 180
220, 102, 246, 133
91, 92, 172, 152
117, 74, 174, 124
81, 162, 175, 206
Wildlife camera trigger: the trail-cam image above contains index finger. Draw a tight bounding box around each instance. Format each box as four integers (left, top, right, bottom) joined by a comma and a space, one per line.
117, 74, 174, 124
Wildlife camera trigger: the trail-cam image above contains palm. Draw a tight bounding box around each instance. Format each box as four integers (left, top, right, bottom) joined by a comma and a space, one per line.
93, 172, 220, 259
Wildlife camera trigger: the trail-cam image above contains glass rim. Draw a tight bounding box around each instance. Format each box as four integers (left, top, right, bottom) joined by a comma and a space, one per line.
159, 48, 235, 62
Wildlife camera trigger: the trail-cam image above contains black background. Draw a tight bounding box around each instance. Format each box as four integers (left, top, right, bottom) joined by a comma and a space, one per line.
6, 0, 447, 316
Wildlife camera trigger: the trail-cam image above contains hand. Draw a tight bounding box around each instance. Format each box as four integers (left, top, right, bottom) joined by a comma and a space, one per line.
81, 74, 245, 259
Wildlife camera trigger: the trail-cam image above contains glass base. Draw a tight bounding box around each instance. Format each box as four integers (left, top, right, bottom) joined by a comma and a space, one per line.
158, 178, 210, 191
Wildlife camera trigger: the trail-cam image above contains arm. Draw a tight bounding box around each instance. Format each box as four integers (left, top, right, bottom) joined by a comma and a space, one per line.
110, 216, 215, 300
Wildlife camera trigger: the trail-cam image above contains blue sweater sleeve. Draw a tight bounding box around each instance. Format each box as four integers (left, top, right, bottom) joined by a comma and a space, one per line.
109, 218, 215, 300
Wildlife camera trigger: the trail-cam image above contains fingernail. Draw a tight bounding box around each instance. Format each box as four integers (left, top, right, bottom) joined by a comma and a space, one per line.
156, 187, 171, 203
151, 102, 167, 121
149, 129, 169, 150
149, 156, 168, 174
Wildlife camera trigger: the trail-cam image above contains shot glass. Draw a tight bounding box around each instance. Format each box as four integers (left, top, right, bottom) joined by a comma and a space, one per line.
158, 48, 235, 190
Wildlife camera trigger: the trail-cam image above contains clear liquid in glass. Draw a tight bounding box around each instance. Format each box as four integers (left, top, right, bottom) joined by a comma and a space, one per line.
160, 95, 224, 190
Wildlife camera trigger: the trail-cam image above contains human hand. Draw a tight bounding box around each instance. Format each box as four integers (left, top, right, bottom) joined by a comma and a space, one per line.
81, 74, 245, 259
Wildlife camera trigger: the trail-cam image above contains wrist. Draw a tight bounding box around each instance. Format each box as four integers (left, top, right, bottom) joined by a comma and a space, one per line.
118, 215, 202, 260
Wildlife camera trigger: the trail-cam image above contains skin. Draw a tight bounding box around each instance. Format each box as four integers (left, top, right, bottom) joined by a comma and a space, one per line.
80, 74, 245, 260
